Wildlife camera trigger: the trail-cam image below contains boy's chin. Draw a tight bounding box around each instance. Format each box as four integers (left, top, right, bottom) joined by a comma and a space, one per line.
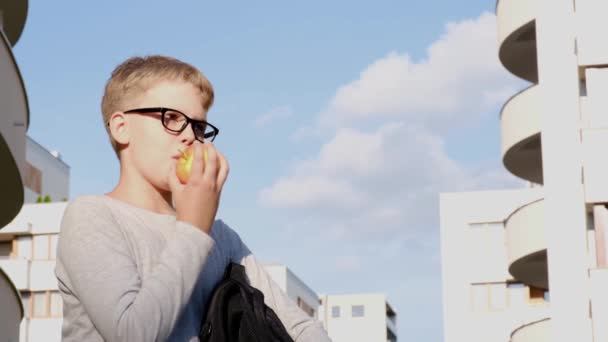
151, 177, 171, 193
157, 181, 172, 193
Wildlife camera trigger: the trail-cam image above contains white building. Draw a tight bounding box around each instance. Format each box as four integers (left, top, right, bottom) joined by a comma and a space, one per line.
23, 137, 70, 204
263, 263, 320, 319
318, 293, 397, 342
0, 1, 30, 341
440, 0, 608, 340
0, 202, 66, 342
440, 189, 552, 341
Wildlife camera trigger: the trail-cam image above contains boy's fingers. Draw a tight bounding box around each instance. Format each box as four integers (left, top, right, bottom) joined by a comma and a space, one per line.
202, 143, 219, 183
216, 151, 230, 188
190, 143, 204, 180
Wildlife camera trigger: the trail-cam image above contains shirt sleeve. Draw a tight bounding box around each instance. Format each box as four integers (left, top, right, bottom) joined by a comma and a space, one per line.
220, 220, 333, 342
55, 198, 215, 342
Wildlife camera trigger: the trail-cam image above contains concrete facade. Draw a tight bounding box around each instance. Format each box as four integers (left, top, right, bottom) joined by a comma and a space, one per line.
264, 263, 320, 319
318, 293, 397, 342
441, 1, 608, 340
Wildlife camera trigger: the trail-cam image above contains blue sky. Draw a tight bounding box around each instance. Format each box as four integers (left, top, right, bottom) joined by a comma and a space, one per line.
14, 1, 526, 340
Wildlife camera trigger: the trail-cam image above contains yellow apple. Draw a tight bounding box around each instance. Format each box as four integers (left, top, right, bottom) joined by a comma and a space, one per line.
176, 146, 208, 184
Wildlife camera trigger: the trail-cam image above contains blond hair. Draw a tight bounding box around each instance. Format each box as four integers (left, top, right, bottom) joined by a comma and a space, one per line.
101, 55, 215, 156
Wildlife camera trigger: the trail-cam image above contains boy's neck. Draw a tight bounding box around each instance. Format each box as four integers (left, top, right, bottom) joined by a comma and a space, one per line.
107, 170, 175, 216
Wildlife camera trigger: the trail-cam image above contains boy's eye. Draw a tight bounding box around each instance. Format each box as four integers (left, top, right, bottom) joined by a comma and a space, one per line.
165, 111, 185, 122
163, 111, 187, 131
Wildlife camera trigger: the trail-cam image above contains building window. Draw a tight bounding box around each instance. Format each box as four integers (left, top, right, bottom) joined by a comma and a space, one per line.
24, 162, 42, 194
17, 236, 32, 259
508, 282, 527, 308
29, 291, 63, 318
331, 306, 340, 318
32, 292, 47, 318
297, 297, 315, 317
32, 234, 59, 260
468, 222, 507, 276
33, 235, 49, 260
0, 241, 12, 257
50, 235, 59, 260
352, 305, 365, 317
529, 286, 546, 305
50, 292, 63, 317
489, 283, 507, 311
471, 284, 487, 312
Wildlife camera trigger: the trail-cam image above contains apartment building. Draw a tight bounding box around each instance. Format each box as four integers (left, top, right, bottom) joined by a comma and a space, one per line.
318, 293, 397, 342
23, 137, 70, 204
263, 263, 321, 319
440, 189, 554, 341
0, 202, 66, 342
441, 0, 608, 341
0, 1, 31, 341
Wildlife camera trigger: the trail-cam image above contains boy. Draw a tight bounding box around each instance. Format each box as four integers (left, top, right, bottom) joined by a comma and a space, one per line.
55, 55, 331, 341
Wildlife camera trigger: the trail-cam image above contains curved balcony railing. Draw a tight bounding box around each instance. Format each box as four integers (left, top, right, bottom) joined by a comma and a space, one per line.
505, 199, 548, 289
496, 0, 538, 83
501, 85, 542, 184
511, 317, 550, 342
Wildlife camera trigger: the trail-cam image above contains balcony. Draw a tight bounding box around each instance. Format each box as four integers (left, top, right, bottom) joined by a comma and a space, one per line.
505, 199, 548, 289
0, 15, 29, 229
511, 318, 550, 342
0, 202, 68, 237
0, 257, 30, 290
0, 1, 29, 46
496, 0, 538, 83
501, 85, 542, 184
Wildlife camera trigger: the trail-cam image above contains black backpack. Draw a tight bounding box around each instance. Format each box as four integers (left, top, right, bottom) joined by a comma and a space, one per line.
199, 262, 295, 342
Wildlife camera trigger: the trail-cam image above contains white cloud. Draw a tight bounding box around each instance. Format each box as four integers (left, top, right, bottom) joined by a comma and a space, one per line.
259, 13, 524, 243
259, 122, 522, 238
258, 175, 366, 210
316, 12, 523, 131
253, 105, 293, 128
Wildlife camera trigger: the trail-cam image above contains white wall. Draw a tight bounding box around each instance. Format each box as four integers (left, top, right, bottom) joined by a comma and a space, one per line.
285, 268, 319, 318
0, 258, 29, 290
320, 294, 388, 342
589, 268, 608, 341
440, 188, 550, 342
264, 264, 320, 318
29, 261, 58, 291
2, 203, 67, 235
23, 319, 62, 342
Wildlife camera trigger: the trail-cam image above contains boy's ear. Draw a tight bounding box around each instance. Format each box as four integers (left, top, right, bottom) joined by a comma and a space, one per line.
108, 111, 130, 145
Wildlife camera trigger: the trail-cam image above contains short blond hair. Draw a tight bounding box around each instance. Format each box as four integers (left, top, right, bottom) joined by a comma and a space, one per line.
101, 55, 215, 156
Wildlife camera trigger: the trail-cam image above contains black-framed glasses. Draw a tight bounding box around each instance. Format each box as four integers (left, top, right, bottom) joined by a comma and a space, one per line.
123, 107, 219, 143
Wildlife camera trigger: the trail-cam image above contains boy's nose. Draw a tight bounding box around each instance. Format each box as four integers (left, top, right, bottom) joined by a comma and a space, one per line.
179, 123, 196, 144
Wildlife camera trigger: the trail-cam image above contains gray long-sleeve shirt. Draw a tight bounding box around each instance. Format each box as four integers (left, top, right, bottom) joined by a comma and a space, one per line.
54, 195, 330, 342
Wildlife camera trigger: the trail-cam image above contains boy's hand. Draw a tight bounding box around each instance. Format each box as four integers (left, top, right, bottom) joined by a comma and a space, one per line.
168, 142, 229, 233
